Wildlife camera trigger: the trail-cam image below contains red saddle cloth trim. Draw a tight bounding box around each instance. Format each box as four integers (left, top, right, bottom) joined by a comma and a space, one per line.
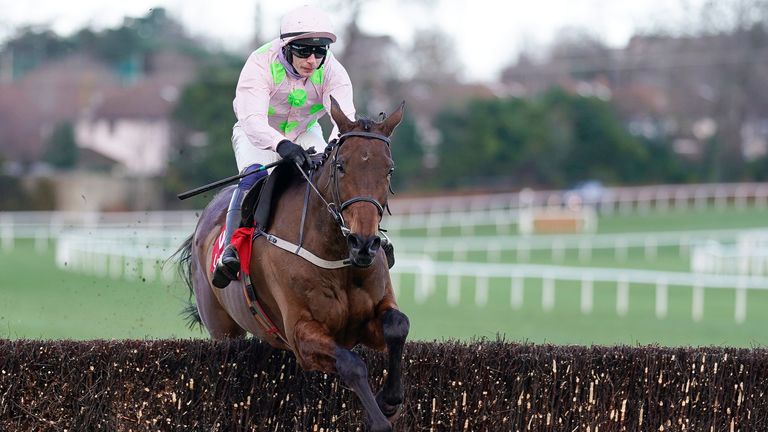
231, 227, 255, 276
209, 226, 255, 277
210, 226, 227, 274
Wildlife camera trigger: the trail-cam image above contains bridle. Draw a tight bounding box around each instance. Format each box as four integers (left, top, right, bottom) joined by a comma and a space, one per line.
328, 131, 392, 236
296, 130, 392, 239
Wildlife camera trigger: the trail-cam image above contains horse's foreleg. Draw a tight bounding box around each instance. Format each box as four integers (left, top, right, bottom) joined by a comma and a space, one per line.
373, 308, 410, 420
294, 320, 392, 432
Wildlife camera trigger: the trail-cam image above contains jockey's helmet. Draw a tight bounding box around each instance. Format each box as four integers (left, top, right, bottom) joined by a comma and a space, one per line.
280, 5, 337, 46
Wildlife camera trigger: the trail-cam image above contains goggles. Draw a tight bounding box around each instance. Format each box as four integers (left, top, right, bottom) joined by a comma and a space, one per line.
289, 44, 328, 59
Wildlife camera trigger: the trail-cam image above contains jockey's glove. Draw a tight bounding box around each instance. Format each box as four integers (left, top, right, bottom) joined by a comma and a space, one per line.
277, 140, 312, 171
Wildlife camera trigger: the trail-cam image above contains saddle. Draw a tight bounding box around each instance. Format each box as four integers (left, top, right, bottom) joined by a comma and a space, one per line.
240, 160, 305, 230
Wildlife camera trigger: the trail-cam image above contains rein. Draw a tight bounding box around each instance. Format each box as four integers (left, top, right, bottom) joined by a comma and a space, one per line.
256, 129, 393, 270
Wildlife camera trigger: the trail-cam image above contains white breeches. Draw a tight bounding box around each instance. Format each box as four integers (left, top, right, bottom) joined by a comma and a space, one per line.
231, 121, 326, 173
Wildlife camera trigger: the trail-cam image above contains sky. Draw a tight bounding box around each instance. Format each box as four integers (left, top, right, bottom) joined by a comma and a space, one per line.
0, 0, 704, 82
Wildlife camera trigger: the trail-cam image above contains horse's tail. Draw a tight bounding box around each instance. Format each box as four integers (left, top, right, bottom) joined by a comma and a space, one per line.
168, 234, 203, 330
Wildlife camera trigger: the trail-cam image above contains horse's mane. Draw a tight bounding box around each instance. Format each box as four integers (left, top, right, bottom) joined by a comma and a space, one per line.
359, 117, 374, 132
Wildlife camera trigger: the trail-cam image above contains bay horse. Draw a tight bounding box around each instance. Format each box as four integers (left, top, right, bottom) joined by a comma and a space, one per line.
177, 97, 409, 432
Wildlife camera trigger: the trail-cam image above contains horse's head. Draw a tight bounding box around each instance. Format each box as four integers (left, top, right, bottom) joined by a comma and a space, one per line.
324, 96, 404, 268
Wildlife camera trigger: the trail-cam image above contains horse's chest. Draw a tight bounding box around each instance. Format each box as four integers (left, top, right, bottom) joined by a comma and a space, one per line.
307, 280, 383, 330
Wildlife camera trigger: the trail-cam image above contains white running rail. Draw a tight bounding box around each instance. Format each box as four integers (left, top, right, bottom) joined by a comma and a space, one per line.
390, 256, 768, 323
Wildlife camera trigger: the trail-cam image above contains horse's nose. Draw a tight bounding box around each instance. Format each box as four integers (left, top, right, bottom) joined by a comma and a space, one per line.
347, 234, 381, 256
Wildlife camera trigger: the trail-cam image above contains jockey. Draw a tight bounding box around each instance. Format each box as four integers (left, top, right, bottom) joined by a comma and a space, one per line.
213, 5, 357, 288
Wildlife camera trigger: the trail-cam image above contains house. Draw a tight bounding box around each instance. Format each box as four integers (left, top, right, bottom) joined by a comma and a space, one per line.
499, 33, 768, 161
0, 49, 202, 210
75, 50, 198, 176
0, 53, 121, 164
0, 49, 199, 175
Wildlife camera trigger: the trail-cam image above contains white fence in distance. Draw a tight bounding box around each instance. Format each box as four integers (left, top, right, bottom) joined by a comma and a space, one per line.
392, 228, 760, 264
54, 228, 190, 283
50, 227, 768, 324
0, 210, 198, 253
690, 230, 768, 277
388, 182, 768, 216
2, 182, 768, 245
391, 256, 768, 323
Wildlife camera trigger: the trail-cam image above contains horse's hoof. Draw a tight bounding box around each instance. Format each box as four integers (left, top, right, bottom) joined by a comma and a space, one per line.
375, 391, 403, 423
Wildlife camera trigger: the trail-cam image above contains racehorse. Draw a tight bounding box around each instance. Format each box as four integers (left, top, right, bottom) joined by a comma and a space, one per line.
177, 97, 410, 432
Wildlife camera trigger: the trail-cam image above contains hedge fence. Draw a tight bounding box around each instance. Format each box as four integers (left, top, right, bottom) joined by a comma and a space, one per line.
1, 339, 766, 431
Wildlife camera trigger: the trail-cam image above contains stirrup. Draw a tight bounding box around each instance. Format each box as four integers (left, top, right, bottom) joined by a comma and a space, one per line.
212, 245, 240, 288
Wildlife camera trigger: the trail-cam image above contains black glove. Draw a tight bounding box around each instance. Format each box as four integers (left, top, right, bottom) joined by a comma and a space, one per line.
277, 140, 311, 171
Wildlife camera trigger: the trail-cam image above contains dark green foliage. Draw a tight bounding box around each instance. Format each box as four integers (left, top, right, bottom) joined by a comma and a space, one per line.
747, 154, 768, 181
2, 27, 76, 78
434, 89, 659, 189
164, 66, 241, 208
0, 176, 56, 210
44, 122, 78, 169
2, 8, 197, 80
389, 113, 425, 191
0, 176, 27, 210
1, 339, 767, 431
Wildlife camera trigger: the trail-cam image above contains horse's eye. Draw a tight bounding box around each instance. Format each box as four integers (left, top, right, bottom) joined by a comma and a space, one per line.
387, 167, 395, 176
336, 162, 345, 173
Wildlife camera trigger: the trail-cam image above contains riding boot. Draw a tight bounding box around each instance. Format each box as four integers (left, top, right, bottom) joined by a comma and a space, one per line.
212, 187, 246, 288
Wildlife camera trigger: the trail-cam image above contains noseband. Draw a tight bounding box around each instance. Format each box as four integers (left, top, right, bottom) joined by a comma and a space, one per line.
327, 131, 391, 236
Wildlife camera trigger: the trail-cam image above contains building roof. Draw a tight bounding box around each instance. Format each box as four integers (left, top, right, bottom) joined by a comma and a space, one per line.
0, 50, 200, 163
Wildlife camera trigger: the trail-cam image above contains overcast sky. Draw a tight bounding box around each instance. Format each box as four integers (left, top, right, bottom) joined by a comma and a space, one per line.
0, 0, 704, 82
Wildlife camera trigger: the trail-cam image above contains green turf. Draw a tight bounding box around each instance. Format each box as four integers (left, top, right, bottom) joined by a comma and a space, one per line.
1, 205, 767, 346
597, 206, 768, 233
0, 240, 199, 340
394, 276, 768, 347
452, 245, 690, 271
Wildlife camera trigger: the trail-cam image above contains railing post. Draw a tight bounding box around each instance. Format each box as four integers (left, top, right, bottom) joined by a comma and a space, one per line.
1, 213, 14, 252
580, 276, 593, 315
616, 277, 629, 317
692, 282, 704, 322
510, 275, 524, 310
542, 277, 555, 312
655, 278, 668, 319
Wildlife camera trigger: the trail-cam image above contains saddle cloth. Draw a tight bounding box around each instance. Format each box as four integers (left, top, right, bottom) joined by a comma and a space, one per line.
210, 226, 256, 277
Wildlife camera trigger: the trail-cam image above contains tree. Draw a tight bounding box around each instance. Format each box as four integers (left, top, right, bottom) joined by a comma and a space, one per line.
695, 0, 768, 180
1, 27, 75, 78
44, 122, 78, 169
389, 113, 424, 191
542, 89, 649, 183
433, 89, 656, 190
166, 65, 241, 207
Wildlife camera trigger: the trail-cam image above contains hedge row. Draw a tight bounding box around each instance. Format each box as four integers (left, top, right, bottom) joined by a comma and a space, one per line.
1, 339, 767, 431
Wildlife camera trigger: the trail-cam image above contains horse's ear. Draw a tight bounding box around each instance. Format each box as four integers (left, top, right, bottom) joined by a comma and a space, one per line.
379, 101, 405, 137
329, 95, 355, 133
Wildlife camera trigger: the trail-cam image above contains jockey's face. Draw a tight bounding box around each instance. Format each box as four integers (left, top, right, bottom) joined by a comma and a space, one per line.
291, 53, 322, 78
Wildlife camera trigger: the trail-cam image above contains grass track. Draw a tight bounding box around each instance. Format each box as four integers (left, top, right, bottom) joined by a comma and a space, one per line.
1, 205, 766, 346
